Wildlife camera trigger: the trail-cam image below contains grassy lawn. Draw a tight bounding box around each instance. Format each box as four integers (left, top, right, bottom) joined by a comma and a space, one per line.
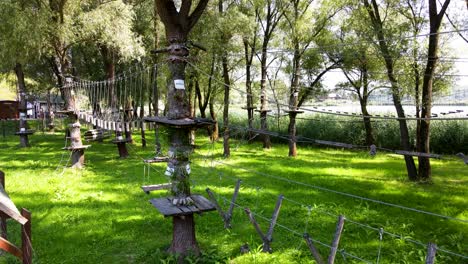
0, 127, 466, 263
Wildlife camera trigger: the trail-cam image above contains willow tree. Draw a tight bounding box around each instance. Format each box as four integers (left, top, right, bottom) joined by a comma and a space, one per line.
154, 0, 209, 255
78, 0, 144, 139
0, 0, 47, 146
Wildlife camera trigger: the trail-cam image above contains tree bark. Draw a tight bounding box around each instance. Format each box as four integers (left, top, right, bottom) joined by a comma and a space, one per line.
14, 63, 30, 147
154, 0, 209, 256
288, 42, 301, 157
417, 0, 451, 180
220, 0, 230, 157
243, 37, 255, 142
364, 0, 418, 180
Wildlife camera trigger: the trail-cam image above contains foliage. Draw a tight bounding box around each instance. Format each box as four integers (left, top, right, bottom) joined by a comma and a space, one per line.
77, 0, 145, 61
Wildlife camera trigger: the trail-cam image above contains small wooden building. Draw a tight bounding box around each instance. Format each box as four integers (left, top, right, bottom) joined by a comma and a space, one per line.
0, 100, 19, 119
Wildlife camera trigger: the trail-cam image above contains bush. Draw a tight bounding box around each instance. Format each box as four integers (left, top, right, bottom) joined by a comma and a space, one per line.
225, 113, 467, 154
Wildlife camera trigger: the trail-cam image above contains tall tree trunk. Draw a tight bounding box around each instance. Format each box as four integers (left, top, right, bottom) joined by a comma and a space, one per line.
46, 88, 55, 131
194, 78, 207, 118
288, 44, 301, 157
260, 47, 271, 149
140, 98, 146, 147
417, 0, 451, 180
14, 63, 29, 147
243, 37, 255, 142
221, 55, 230, 157
360, 98, 374, 146
154, 0, 209, 256
364, 0, 418, 180
360, 69, 374, 146
220, 0, 230, 157
209, 94, 218, 141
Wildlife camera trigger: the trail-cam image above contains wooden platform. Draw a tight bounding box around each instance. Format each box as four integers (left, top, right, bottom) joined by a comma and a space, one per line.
255, 109, 272, 113
141, 183, 171, 194
14, 130, 35, 135
284, 110, 304, 114
111, 138, 131, 144
395, 150, 442, 159
241, 106, 257, 110
56, 110, 75, 115
315, 140, 354, 149
143, 157, 169, 163
144, 117, 215, 129
149, 195, 216, 217
62, 145, 91, 151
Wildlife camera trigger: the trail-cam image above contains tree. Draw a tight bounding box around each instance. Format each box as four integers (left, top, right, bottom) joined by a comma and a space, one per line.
154, 0, 209, 255
0, 0, 47, 144
255, 0, 285, 149
333, 11, 388, 146
362, 0, 418, 180
416, 0, 451, 180
282, 0, 340, 156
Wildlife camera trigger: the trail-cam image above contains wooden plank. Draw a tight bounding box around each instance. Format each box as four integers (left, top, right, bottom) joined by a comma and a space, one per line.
143, 157, 169, 163
150, 198, 182, 217
149, 195, 215, 217
144, 116, 214, 128
0, 185, 27, 225
0, 236, 22, 259
395, 150, 441, 159
315, 140, 354, 149
141, 183, 171, 194
190, 195, 215, 211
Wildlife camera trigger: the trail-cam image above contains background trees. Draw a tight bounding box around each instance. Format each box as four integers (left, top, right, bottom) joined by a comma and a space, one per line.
1, 0, 465, 183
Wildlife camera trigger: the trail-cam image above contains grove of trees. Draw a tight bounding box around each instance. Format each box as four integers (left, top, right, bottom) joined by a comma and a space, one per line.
1, 0, 466, 182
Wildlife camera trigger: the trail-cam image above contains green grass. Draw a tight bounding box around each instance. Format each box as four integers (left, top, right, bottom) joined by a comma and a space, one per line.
0, 127, 466, 263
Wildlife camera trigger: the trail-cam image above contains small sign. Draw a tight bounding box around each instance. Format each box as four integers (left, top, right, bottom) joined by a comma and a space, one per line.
174, 79, 185, 90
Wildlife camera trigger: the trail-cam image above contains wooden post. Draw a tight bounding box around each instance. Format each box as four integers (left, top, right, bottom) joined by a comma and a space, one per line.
69, 120, 85, 168
206, 179, 241, 229
21, 209, 32, 264
244, 194, 284, 253
328, 215, 345, 264
266, 194, 284, 244
0, 170, 6, 239
304, 233, 325, 264
425, 242, 437, 264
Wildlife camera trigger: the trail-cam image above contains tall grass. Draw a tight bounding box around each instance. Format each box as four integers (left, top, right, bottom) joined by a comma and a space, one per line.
228, 113, 468, 154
